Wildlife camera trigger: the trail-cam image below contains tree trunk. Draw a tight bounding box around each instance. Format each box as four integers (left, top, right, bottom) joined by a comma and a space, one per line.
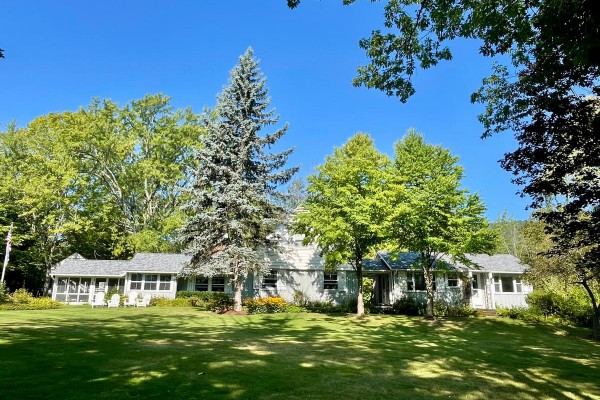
581, 279, 600, 340
356, 261, 364, 316
233, 267, 243, 312
423, 263, 435, 319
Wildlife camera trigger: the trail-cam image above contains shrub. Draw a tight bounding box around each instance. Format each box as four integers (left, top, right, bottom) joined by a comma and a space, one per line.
286, 304, 308, 313
149, 297, 191, 307
206, 292, 234, 313
0, 282, 9, 303
304, 300, 342, 314
176, 291, 234, 310
392, 296, 425, 316
0, 296, 62, 310
11, 288, 34, 304
244, 297, 288, 314
433, 300, 477, 317
527, 289, 594, 327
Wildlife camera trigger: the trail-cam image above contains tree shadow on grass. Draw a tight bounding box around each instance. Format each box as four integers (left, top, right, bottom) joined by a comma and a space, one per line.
0, 309, 598, 399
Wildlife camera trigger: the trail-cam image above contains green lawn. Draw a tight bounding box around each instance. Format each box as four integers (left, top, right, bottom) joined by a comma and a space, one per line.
0, 308, 598, 400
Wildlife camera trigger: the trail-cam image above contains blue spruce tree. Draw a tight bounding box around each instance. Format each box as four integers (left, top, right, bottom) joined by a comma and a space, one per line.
179, 48, 297, 311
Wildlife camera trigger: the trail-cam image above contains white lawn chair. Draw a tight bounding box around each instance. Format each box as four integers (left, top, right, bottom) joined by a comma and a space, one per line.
107, 293, 120, 308
123, 291, 138, 307
91, 292, 106, 308
136, 293, 152, 308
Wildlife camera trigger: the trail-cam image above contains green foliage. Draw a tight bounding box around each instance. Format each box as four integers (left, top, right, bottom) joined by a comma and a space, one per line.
392, 297, 425, 316
244, 297, 289, 314
303, 298, 358, 314
0, 282, 9, 303
0, 288, 61, 310
526, 289, 595, 328
11, 288, 33, 304
206, 293, 235, 314
175, 291, 234, 310
149, 297, 191, 307
0, 94, 202, 291
433, 301, 477, 317
294, 133, 390, 315
387, 131, 496, 317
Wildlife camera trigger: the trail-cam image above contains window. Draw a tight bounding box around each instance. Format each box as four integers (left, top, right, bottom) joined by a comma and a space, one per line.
515, 277, 523, 293
144, 274, 158, 290
159, 275, 172, 291
262, 270, 277, 288
501, 276, 514, 292
472, 275, 479, 290
130, 273, 143, 290
448, 273, 459, 287
324, 274, 338, 290
407, 272, 426, 291
494, 275, 517, 293
108, 278, 124, 293
195, 277, 209, 291
211, 277, 225, 292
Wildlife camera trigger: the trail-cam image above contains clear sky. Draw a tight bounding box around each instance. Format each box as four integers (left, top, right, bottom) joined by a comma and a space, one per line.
0, 0, 531, 221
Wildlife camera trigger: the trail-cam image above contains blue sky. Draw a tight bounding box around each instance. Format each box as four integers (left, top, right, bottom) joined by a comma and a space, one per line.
0, 0, 530, 221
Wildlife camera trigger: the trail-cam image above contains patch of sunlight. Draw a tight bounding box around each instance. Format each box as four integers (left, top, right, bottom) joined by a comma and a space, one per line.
405, 360, 464, 379
82, 349, 99, 354
212, 383, 245, 397
553, 329, 568, 336
238, 359, 267, 366
143, 339, 171, 346
559, 355, 597, 367
209, 361, 235, 368
90, 377, 110, 383
128, 371, 167, 385
560, 391, 585, 400
233, 345, 274, 356
413, 342, 439, 348
300, 362, 315, 368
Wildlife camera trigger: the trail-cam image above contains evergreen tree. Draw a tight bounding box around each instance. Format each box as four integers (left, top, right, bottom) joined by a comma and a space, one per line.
179, 48, 297, 311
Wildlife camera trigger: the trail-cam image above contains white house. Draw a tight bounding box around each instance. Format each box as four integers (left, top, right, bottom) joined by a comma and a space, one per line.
51, 241, 531, 309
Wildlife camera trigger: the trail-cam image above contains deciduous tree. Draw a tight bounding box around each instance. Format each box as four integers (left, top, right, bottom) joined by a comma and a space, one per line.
388, 131, 496, 318
294, 133, 389, 316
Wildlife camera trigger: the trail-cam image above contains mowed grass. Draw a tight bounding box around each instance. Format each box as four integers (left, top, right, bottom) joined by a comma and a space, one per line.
0, 308, 599, 400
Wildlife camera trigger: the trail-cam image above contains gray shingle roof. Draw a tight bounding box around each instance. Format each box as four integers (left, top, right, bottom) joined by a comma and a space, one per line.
129, 253, 191, 273
461, 254, 528, 273
52, 254, 129, 277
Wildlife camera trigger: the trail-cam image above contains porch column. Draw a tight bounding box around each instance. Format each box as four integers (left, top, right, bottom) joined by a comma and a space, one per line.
488, 272, 495, 309
467, 271, 473, 307
89, 284, 95, 305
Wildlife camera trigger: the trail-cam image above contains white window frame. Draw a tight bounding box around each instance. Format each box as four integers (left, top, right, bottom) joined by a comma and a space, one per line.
130, 273, 172, 291
494, 275, 518, 293
261, 270, 277, 289
406, 272, 427, 291
447, 273, 459, 287
324, 274, 338, 290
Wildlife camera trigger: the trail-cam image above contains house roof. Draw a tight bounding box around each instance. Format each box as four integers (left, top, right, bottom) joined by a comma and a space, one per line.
460, 254, 528, 273
129, 253, 191, 273
364, 252, 527, 274
52, 254, 129, 277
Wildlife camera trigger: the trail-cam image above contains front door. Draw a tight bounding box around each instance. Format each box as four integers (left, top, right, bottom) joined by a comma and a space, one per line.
373, 275, 390, 305
471, 274, 485, 308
